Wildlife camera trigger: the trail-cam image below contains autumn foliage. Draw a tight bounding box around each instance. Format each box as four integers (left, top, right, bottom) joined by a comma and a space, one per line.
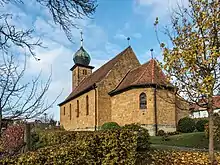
0, 125, 25, 155
0, 129, 149, 164
150, 149, 220, 165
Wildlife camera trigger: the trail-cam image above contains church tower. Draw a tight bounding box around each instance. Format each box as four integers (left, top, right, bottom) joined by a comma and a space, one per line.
70, 32, 94, 90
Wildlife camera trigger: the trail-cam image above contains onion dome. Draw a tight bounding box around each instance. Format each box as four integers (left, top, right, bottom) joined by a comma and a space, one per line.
73, 46, 91, 66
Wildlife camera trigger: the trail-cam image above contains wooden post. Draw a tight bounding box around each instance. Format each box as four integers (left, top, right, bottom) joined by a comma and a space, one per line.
24, 123, 31, 152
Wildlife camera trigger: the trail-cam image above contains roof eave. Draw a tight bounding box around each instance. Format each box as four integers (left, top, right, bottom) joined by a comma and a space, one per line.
109, 83, 174, 96
58, 84, 97, 106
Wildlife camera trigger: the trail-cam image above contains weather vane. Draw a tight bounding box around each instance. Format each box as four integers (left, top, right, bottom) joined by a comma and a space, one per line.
127, 37, 130, 46
150, 49, 154, 59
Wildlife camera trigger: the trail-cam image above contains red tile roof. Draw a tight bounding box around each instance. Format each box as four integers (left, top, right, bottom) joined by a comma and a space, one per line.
59, 46, 136, 106
110, 59, 172, 94
190, 95, 220, 111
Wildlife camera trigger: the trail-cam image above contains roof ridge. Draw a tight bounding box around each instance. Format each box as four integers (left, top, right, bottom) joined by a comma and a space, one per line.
99, 46, 133, 84
109, 69, 132, 94
132, 63, 151, 85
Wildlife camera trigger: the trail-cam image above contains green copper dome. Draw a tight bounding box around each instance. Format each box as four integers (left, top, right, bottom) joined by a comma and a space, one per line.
73, 46, 91, 66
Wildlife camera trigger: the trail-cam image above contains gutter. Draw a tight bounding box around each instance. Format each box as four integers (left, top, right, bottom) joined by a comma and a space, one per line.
94, 84, 98, 131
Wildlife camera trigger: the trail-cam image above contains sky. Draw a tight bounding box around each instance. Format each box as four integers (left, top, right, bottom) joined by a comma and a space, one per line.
4, 0, 189, 121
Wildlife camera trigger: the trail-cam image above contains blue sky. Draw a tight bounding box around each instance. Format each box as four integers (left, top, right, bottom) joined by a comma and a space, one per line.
5, 0, 188, 121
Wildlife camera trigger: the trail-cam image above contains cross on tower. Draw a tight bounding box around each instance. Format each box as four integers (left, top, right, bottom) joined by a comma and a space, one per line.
80, 31, 83, 47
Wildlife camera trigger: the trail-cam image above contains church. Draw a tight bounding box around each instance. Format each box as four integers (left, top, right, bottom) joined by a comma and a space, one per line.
58, 39, 189, 136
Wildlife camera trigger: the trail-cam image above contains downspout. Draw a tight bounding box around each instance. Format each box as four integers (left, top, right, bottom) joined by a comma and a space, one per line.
94, 84, 98, 131
154, 86, 158, 135
174, 89, 178, 129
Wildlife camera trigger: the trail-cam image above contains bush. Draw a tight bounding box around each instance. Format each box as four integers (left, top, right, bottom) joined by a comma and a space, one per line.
122, 123, 150, 151
157, 130, 166, 136
1, 125, 24, 155
205, 116, 220, 142
150, 149, 220, 164
0, 129, 139, 165
101, 122, 120, 130
177, 117, 195, 133
196, 119, 208, 132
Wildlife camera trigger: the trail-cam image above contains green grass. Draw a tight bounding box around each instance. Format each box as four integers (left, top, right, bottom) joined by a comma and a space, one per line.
150, 132, 220, 150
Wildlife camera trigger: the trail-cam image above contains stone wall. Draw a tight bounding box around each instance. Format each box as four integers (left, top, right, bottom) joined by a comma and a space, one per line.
111, 88, 178, 135
72, 66, 92, 90
97, 49, 140, 126
156, 89, 176, 126
111, 88, 155, 126
176, 96, 190, 122
60, 89, 96, 130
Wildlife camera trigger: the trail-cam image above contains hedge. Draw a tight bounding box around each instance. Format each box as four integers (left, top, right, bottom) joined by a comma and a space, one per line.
150, 149, 220, 164
205, 115, 220, 142
177, 117, 195, 133
0, 129, 140, 165
196, 119, 208, 132
101, 122, 120, 130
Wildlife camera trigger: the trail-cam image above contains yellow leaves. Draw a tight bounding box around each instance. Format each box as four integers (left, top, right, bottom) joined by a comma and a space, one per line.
150, 149, 220, 165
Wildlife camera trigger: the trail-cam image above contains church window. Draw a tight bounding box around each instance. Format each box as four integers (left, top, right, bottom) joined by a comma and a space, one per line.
76, 100, 79, 117
69, 104, 72, 120
64, 107, 65, 115
86, 95, 89, 115
140, 93, 147, 109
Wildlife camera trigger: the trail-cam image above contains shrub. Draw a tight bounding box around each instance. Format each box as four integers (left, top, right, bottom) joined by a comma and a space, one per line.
157, 130, 166, 136
205, 116, 220, 142
101, 122, 120, 130
150, 149, 220, 164
0, 129, 139, 165
196, 119, 208, 132
1, 125, 24, 155
177, 117, 195, 133
122, 123, 150, 151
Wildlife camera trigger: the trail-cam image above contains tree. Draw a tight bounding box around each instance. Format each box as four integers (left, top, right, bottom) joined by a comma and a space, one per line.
155, 0, 219, 164
0, 0, 97, 132
0, 0, 97, 57
0, 53, 60, 133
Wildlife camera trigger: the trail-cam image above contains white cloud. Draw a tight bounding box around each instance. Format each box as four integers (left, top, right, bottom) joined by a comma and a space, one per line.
133, 0, 189, 21
114, 33, 127, 40
1, 1, 123, 121
132, 33, 142, 39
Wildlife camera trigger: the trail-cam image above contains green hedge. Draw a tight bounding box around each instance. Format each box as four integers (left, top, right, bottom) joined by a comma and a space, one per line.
101, 122, 120, 130
0, 129, 140, 165
195, 119, 208, 132
177, 117, 195, 133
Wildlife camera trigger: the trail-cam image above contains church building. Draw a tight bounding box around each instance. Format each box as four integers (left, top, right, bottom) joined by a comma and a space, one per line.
58, 39, 189, 136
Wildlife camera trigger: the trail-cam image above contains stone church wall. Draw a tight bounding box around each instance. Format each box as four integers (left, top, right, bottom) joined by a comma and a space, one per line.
111, 88, 179, 136
111, 88, 156, 135
97, 49, 140, 126
60, 89, 96, 130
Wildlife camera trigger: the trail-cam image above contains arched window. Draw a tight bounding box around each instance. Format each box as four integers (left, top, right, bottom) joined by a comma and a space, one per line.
140, 93, 147, 109
76, 100, 79, 117
63, 107, 66, 115
69, 104, 72, 120
86, 95, 89, 115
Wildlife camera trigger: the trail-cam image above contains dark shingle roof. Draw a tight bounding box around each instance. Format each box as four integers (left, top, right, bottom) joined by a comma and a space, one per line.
109, 59, 172, 95
59, 46, 135, 106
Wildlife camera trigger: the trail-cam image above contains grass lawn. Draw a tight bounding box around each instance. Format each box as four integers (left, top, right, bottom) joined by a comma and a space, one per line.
150, 132, 220, 150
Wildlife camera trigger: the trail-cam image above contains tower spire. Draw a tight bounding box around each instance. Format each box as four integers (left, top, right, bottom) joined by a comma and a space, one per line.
80, 31, 83, 47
